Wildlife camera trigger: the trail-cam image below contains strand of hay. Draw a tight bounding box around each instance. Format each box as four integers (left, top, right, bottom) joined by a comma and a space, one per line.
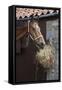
35, 45, 55, 69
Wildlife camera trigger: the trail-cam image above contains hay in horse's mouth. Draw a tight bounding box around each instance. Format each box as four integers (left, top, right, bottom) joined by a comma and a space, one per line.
35, 45, 55, 69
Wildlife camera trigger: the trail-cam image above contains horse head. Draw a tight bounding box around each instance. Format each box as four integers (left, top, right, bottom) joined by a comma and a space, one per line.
29, 20, 46, 49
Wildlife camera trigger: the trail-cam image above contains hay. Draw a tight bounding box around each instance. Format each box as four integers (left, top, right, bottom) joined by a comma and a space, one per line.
36, 45, 55, 69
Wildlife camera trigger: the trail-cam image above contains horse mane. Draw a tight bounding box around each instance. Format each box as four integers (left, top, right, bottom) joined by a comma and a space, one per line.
30, 20, 39, 27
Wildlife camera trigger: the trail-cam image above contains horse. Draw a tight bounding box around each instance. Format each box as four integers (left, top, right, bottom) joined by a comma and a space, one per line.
16, 20, 55, 81
29, 20, 55, 80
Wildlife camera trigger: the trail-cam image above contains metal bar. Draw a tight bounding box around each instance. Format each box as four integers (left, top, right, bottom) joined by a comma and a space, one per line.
16, 12, 59, 21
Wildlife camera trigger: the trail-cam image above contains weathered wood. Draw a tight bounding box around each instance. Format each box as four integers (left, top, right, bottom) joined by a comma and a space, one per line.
16, 26, 28, 40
